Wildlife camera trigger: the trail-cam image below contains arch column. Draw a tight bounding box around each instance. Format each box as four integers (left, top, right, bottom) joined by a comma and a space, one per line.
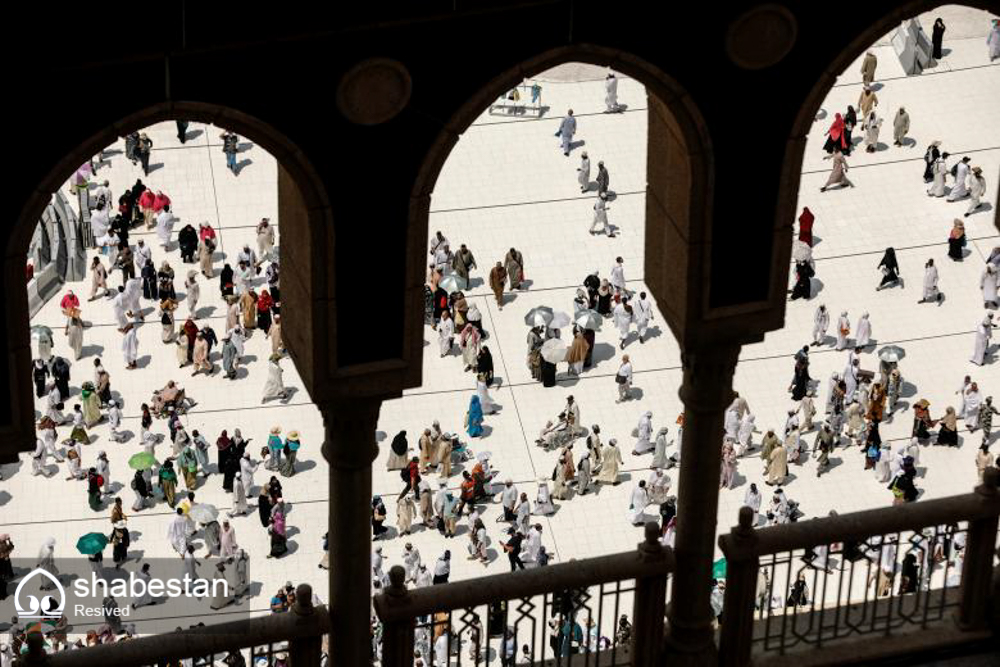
664, 343, 741, 664
321, 397, 385, 666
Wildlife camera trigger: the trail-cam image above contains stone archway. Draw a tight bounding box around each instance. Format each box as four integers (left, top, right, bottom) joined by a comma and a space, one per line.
405, 44, 714, 369
781, 0, 1000, 245
1, 102, 334, 461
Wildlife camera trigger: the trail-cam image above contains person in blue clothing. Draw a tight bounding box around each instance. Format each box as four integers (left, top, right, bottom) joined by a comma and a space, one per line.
266, 426, 283, 471
466, 395, 484, 438
280, 430, 300, 477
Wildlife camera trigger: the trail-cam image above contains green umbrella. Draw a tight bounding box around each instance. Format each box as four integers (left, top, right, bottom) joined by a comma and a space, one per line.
712, 558, 727, 579
76, 532, 108, 555
128, 451, 158, 470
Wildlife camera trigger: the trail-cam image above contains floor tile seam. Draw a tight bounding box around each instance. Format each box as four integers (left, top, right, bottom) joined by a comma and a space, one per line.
429, 190, 644, 215
469, 106, 648, 129
19, 419, 978, 526
146, 141, 228, 155
205, 137, 226, 257
481, 288, 542, 488
829, 58, 999, 90
402, 328, 979, 398
481, 294, 563, 561
808, 234, 1000, 263
799, 144, 1000, 176
448, 277, 648, 301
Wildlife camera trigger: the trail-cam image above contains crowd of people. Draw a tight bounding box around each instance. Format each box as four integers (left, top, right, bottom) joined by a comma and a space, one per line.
5, 23, 1000, 663
5, 123, 324, 661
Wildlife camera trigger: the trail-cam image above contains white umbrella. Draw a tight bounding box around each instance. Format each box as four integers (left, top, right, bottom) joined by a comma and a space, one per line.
439, 274, 468, 294
791, 240, 812, 263
549, 311, 572, 329
574, 309, 602, 331
878, 345, 905, 363
540, 338, 568, 364
524, 306, 554, 327
188, 504, 219, 524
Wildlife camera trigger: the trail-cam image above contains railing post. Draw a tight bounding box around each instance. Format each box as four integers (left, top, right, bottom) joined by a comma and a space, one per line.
719, 506, 760, 667
631, 522, 669, 665
378, 566, 415, 667
957, 467, 999, 631
14, 633, 48, 666
289, 583, 322, 667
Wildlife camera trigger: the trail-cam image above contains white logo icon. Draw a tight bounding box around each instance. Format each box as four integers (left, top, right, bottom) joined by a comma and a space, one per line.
14, 568, 65, 619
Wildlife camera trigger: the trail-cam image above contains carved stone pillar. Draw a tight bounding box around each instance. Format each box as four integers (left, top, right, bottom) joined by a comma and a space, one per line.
664, 344, 741, 665
321, 398, 383, 666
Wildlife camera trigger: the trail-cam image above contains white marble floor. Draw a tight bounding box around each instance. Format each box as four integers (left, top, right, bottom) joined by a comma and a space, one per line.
5, 16, 999, 642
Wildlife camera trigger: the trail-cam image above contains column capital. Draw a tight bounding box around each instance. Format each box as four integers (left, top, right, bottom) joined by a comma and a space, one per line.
678, 344, 741, 412
319, 397, 385, 469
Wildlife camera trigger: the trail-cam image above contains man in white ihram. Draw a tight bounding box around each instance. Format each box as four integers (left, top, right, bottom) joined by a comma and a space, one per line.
605, 72, 620, 113
633, 292, 654, 344
556, 109, 576, 156
167, 508, 189, 557
590, 193, 609, 236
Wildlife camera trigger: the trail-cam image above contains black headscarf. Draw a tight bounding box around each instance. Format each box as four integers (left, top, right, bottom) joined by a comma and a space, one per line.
390, 431, 408, 456
878, 247, 898, 271
477, 346, 494, 374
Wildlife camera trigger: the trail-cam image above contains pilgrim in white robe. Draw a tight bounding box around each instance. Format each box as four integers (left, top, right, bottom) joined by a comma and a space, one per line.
633, 295, 653, 339
534, 481, 555, 515
737, 414, 755, 456
577, 155, 590, 191
964, 387, 983, 429
927, 157, 948, 197
855, 313, 871, 348
970, 318, 992, 366
605, 74, 619, 112
981, 266, 998, 306
155, 210, 175, 248
262, 359, 287, 402
651, 429, 670, 468
633, 412, 654, 454
476, 379, 499, 414
613, 302, 632, 342
438, 317, 455, 357
947, 162, 970, 201
835, 313, 850, 350
922, 264, 940, 301
167, 514, 189, 556
626, 484, 649, 525
813, 306, 829, 345
122, 327, 139, 365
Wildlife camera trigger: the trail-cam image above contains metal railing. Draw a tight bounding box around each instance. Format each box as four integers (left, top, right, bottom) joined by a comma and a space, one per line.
15, 584, 328, 667
717, 468, 1000, 666
374, 522, 673, 666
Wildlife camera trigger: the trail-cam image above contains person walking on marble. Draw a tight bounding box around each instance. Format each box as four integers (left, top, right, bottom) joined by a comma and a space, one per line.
596, 161, 610, 197
604, 72, 621, 113
970, 314, 994, 366
577, 152, 590, 193
919, 259, 941, 303
947, 156, 971, 202
556, 109, 576, 156
892, 107, 910, 147
590, 193, 610, 236
812, 304, 829, 346
820, 148, 853, 192
927, 149, 949, 196
965, 167, 986, 217
835, 311, 850, 351
860, 51, 877, 87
